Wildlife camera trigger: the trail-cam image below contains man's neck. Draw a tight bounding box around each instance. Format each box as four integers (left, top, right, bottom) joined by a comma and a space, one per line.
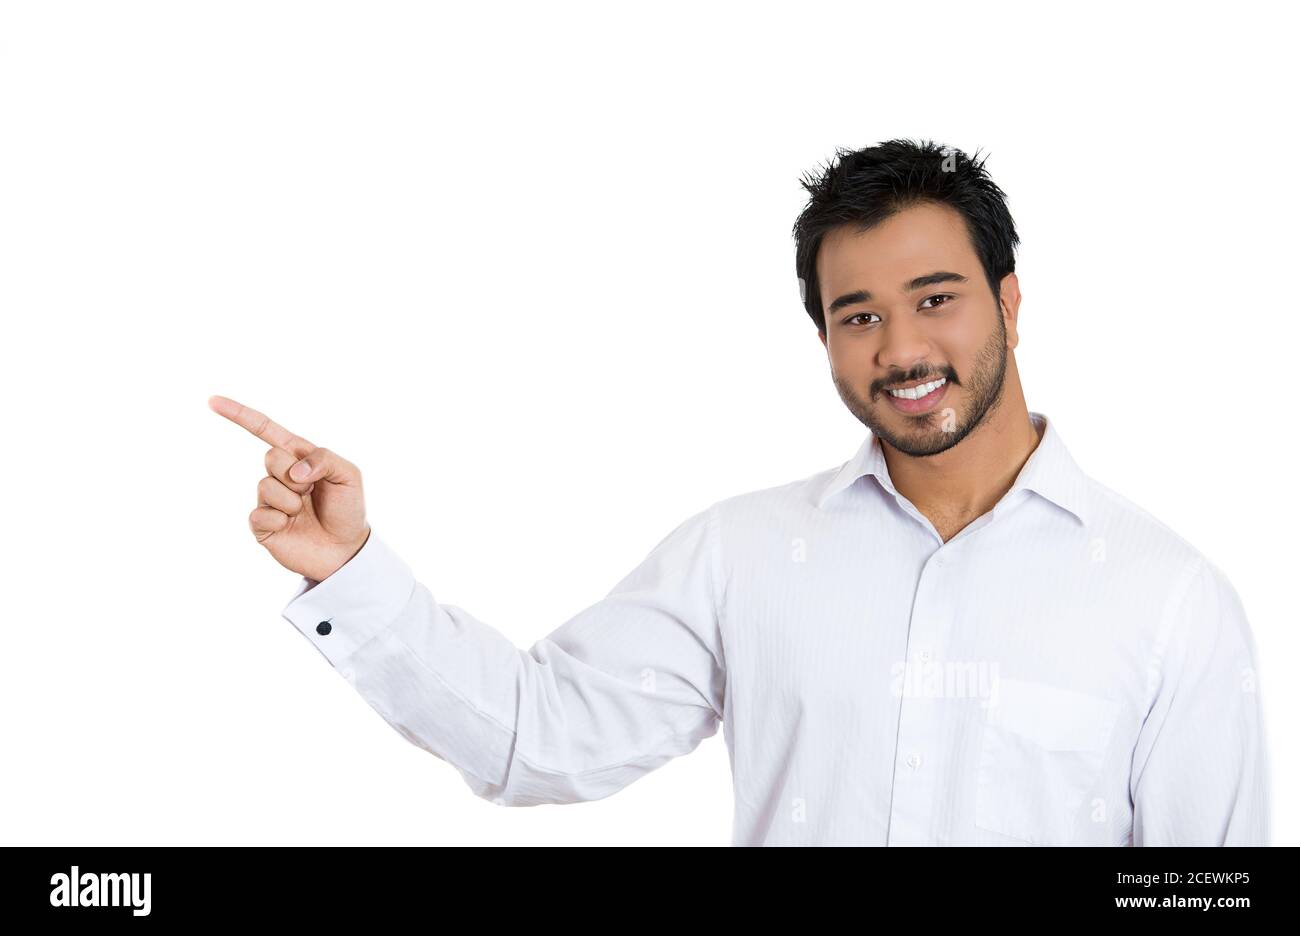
881, 382, 1041, 532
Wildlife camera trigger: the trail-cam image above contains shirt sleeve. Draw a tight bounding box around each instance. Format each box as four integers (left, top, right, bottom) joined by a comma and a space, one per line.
280, 505, 727, 807
1130, 556, 1271, 845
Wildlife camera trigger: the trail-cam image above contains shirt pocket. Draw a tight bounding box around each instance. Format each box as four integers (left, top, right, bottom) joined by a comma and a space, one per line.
974, 677, 1120, 845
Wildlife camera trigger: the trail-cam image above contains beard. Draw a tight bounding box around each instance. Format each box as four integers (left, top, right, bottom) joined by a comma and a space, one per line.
831, 312, 1008, 457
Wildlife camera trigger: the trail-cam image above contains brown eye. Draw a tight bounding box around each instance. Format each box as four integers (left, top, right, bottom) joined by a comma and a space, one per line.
920, 294, 954, 310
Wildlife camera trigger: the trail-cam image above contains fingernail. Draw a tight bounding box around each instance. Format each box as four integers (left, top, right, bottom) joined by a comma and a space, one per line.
291, 460, 311, 481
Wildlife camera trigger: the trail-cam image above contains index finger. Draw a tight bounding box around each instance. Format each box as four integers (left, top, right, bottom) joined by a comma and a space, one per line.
207, 394, 315, 458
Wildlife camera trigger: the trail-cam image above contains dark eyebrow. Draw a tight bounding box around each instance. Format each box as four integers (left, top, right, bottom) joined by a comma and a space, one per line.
826, 271, 970, 317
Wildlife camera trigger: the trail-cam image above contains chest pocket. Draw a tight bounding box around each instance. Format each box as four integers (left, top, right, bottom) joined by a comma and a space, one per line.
975, 677, 1121, 845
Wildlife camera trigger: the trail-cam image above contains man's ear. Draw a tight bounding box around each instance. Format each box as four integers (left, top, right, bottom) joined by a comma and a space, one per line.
818, 328, 827, 350
999, 272, 1022, 350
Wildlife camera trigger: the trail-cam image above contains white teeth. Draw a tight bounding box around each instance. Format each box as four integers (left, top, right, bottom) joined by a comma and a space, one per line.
888, 378, 946, 400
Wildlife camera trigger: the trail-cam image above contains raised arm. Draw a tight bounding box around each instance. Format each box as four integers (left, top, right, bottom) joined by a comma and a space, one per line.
280, 506, 726, 806
209, 394, 726, 807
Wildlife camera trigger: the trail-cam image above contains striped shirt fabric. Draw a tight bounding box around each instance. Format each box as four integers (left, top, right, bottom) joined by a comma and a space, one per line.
280, 411, 1270, 845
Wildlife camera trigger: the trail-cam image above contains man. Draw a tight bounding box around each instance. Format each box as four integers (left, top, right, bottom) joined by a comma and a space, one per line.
210, 138, 1270, 846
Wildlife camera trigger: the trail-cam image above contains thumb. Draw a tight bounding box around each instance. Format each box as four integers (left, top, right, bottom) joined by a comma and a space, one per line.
289, 447, 354, 484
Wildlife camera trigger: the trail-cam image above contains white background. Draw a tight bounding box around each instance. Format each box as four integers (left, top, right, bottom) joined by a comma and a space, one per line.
0, 0, 1294, 845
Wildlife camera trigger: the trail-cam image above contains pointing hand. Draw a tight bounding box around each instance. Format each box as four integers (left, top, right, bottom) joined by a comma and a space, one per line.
208, 395, 371, 582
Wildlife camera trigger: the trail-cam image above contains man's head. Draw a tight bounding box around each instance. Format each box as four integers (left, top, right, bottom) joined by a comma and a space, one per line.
792, 140, 1022, 456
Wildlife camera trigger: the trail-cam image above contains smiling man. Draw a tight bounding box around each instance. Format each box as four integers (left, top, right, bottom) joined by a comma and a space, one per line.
813, 198, 1035, 542
212, 138, 1270, 846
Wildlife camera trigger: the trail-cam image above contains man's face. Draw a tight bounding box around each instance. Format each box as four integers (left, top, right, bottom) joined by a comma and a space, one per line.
816, 201, 1019, 457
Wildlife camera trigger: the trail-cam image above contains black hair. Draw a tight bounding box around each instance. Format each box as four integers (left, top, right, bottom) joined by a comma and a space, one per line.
792, 138, 1020, 334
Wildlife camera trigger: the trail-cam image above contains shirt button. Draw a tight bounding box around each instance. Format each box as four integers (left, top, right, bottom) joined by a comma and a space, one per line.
935, 554, 947, 566
906, 753, 922, 768
316, 621, 332, 636
917, 649, 932, 663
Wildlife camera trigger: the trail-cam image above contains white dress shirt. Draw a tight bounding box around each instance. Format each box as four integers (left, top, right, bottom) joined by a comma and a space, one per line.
281, 412, 1270, 845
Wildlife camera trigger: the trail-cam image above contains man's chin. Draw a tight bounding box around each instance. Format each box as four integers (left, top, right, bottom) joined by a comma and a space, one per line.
871, 417, 966, 457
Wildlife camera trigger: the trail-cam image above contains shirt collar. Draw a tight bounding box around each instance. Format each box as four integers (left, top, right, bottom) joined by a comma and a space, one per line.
816, 411, 1090, 526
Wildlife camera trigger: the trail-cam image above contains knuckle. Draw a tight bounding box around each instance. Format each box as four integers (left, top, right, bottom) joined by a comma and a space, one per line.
249, 506, 286, 533
267, 451, 307, 489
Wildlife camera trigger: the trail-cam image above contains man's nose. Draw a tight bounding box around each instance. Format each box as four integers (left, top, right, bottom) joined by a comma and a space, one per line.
876, 314, 935, 379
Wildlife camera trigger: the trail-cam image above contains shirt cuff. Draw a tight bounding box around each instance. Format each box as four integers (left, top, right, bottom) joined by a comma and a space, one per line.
280, 532, 417, 668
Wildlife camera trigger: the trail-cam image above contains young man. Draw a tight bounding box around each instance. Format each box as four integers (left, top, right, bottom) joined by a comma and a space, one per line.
211, 139, 1270, 846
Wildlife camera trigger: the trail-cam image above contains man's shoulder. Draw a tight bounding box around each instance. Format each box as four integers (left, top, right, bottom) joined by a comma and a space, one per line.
1081, 475, 1223, 583
709, 464, 841, 520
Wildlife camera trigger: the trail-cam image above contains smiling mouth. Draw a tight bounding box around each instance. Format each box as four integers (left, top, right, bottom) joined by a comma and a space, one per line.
882, 376, 949, 414
885, 376, 948, 400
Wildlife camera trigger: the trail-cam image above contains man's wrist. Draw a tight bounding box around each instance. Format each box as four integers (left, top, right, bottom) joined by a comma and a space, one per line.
282, 530, 416, 668
313, 526, 372, 583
